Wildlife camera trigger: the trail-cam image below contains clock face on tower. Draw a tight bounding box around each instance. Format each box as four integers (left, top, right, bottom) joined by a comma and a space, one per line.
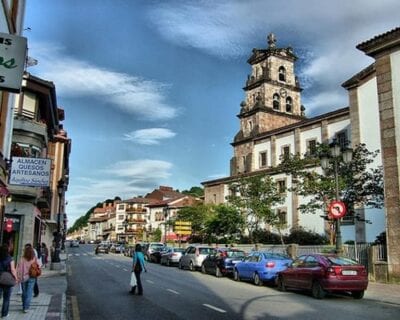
279, 88, 287, 98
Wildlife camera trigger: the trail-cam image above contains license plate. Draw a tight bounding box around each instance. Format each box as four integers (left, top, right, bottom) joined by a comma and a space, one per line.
342, 270, 357, 275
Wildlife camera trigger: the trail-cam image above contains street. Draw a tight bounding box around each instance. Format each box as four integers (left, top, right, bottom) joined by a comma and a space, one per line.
66, 245, 400, 320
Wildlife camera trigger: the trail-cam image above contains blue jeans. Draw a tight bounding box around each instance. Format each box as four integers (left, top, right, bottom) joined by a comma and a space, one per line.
21, 278, 35, 311
0, 285, 13, 317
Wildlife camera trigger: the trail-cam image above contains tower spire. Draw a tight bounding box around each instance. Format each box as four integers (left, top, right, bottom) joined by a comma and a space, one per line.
267, 33, 277, 48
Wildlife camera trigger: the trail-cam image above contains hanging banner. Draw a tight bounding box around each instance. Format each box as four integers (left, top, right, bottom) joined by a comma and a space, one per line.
9, 157, 51, 187
0, 32, 27, 93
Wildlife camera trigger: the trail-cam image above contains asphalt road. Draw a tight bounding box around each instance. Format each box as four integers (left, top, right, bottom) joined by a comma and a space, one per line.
67, 245, 400, 320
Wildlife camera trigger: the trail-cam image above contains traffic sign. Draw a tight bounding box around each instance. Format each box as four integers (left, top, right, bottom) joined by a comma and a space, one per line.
328, 200, 347, 219
175, 221, 191, 226
175, 230, 192, 235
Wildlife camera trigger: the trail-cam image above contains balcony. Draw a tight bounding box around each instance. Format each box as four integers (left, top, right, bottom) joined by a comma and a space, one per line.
126, 207, 147, 213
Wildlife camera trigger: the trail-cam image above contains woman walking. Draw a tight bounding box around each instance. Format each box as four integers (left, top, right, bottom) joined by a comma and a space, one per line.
41, 243, 49, 268
0, 244, 17, 318
130, 244, 147, 295
17, 245, 40, 313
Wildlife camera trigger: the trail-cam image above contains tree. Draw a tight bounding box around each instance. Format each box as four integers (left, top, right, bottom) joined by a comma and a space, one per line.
226, 175, 284, 244
279, 143, 384, 224
205, 204, 245, 243
181, 186, 204, 197
175, 204, 214, 242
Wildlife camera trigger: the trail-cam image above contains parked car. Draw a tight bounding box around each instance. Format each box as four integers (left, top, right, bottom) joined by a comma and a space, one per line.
234, 251, 292, 286
124, 245, 135, 257
276, 253, 368, 299
201, 248, 246, 277
110, 243, 125, 254
149, 246, 169, 263
70, 240, 79, 248
179, 245, 215, 271
160, 247, 185, 266
144, 242, 165, 260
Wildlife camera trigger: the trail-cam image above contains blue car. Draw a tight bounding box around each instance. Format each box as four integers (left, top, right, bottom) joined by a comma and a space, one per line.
234, 251, 292, 286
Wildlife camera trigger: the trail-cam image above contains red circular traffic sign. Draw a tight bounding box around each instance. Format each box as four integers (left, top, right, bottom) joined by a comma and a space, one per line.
328, 201, 347, 219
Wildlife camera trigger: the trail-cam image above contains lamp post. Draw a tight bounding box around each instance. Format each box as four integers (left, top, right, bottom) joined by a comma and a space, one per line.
163, 207, 168, 244
52, 179, 64, 263
123, 218, 128, 243
320, 140, 352, 254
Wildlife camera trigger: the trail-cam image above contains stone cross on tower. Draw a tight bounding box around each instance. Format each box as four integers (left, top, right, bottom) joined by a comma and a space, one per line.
267, 33, 277, 48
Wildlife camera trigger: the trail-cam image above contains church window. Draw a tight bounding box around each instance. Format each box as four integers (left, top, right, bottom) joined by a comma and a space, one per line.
282, 145, 290, 160
286, 97, 293, 113
273, 94, 280, 110
279, 66, 286, 82
276, 179, 287, 194
259, 151, 267, 168
248, 120, 253, 131
276, 208, 287, 225
336, 131, 348, 150
307, 139, 317, 157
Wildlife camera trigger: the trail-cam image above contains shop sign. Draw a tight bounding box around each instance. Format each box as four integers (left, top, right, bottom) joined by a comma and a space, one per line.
9, 157, 51, 187
0, 32, 27, 93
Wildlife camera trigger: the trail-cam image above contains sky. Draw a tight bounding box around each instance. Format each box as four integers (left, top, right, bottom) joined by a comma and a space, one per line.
23, 0, 400, 227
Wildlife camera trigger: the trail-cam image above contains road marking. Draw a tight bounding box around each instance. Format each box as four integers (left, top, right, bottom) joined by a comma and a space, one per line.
166, 289, 180, 295
146, 280, 154, 284
115, 265, 121, 268
71, 295, 80, 320
203, 304, 227, 313
123, 268, 129, 272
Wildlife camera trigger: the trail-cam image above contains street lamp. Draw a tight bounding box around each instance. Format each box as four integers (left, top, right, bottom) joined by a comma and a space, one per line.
163, 207, 168, 244
320, 139, 352, 254
52, 179, 64, 263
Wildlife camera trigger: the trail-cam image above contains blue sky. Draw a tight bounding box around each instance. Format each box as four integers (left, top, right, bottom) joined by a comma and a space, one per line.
23, 0, 400, 227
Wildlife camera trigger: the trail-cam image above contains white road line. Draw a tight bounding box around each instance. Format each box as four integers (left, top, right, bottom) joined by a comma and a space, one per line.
123, 268, 129, 272
115, 265, 121, 268
146, 280, 154, 284
166, 289, 180, 295
203, 304, 227, 313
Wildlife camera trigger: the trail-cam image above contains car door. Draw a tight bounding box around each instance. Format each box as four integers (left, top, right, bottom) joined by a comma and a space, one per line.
181, 246, 193, 267
285, 255, 307, 287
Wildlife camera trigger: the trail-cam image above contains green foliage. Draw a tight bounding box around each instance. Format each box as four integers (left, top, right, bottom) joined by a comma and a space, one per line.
181, 186, 204, 197
151, 228, 162, 242
285, 227, 329, 245
226, 175, 284, 243
279, 143, 384, 217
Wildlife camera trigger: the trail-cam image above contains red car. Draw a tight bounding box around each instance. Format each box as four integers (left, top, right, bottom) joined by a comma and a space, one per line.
276, 253, 368, 299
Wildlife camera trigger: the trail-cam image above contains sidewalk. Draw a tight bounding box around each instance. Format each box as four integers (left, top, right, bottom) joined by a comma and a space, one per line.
365, 281, 400, 305
3, 254, 67, 320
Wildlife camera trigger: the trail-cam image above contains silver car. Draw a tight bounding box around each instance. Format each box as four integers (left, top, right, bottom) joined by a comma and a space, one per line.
160, 247, 185, 266
179, 245, 215, 271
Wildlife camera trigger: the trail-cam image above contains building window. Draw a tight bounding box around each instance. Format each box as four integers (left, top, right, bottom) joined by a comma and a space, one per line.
277, 209, 287, 225
118, 204, 124, 210
259, 151, 268, 168
282, 145, 290, 160
11, 142, 42, 158
118, 214, 124, 220
307, 139, 317, 157
336, 131, 348, 150
273, 94, 280, 110
276, 179, 287, 194
279, 66, 286, 82
286, 97, 293, 113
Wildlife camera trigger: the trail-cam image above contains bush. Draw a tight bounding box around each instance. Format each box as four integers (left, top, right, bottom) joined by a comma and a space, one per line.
285, 227, 329, 245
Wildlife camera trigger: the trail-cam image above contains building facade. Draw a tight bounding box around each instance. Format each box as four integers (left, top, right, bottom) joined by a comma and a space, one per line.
202, 33, 385, 244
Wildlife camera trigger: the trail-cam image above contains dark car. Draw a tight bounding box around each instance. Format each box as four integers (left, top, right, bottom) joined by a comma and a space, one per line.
234, 251, 292, 285
95, 244, 109, 254
276, 253, 368, 299
144, 242, 165, 261
201, 248, 246, 277
149, 247, 168, 263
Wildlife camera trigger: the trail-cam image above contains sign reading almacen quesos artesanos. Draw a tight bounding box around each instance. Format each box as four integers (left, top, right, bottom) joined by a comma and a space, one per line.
9, 157, 51, 187
0, 32, 27, 92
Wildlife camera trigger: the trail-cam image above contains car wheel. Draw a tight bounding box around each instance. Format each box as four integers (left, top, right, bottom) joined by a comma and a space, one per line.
311, 281, 326, 299
201, 264, 206, 274
253, 273, 263, 286
215, 267, 222, 278
352, 290, 364, 299
189, 261, 194, 271
233, 269, 240, 282
277, 276, 286, 292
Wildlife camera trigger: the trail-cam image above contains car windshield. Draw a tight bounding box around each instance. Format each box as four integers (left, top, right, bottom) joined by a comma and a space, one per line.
327, 256, 359, 266
150, 244, 164, 249
174, 248, 185, 253
226, 250, 245, 258
199, 248, 214, 254
262, 253, 290, 260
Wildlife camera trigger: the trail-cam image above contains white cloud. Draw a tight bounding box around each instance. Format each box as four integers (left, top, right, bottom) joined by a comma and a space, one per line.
66, 159, 174, 225
123, 128, 176, 145
29, 43, 178, 121
147, 0, 400, 114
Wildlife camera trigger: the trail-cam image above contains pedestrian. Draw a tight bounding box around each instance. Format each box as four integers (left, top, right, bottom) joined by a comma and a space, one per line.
41, 243, 49, 268
130, 243, 147, 295
0, 244, 17, 318
16, 245, 41, 313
